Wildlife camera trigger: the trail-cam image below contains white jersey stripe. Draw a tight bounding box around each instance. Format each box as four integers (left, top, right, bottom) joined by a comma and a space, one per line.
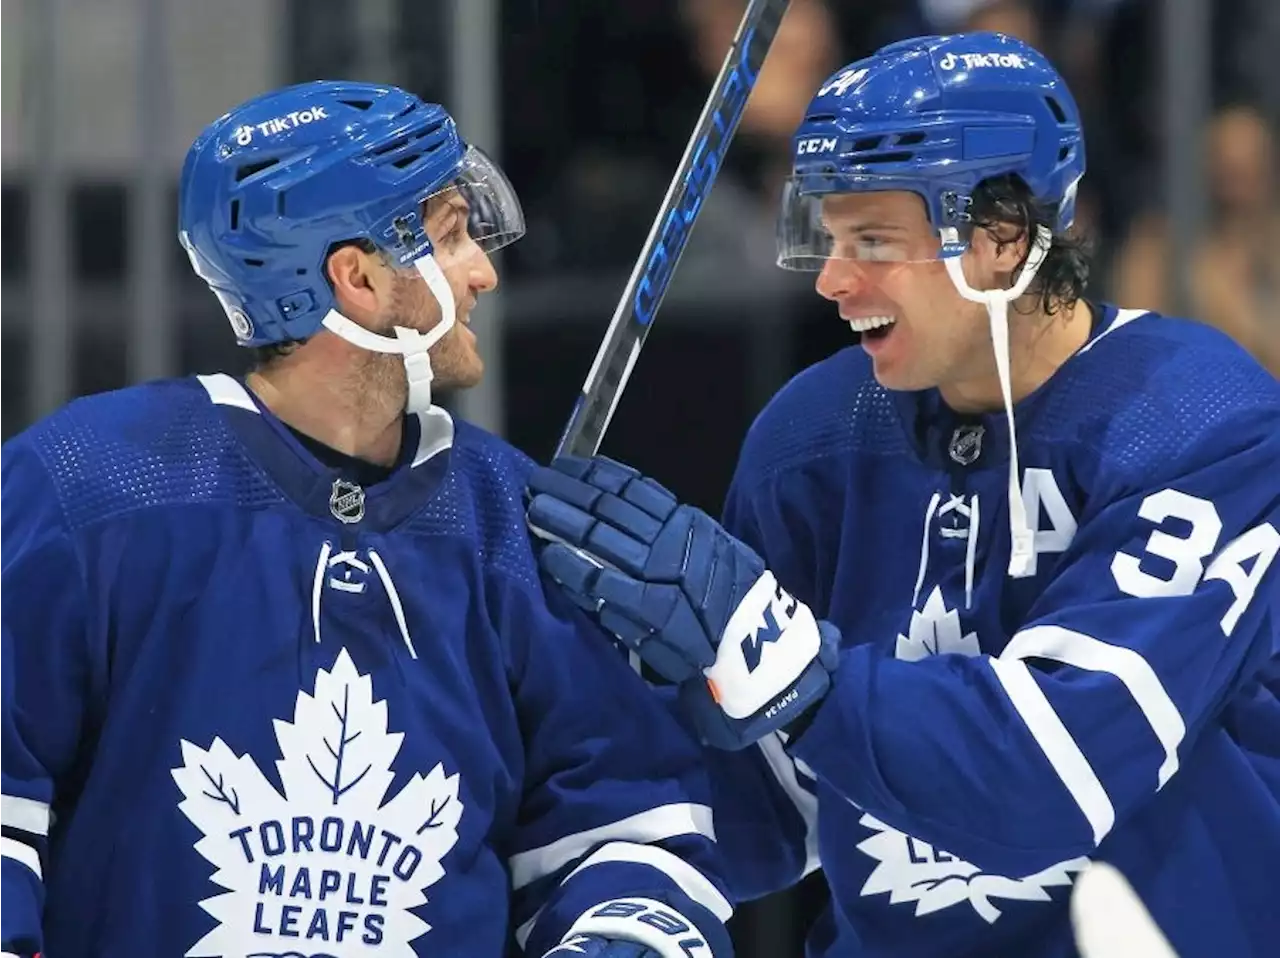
1002, 625, 1186, 788
989, 657, 1116, 844
1, 795, 51, 837
508, 802, 715, 891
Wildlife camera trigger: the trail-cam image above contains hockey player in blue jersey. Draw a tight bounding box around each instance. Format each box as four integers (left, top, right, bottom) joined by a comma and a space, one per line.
527, 32, 1280, 958
1, 81, 734, 958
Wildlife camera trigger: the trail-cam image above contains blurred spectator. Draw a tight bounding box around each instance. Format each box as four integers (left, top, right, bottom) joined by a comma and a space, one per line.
681, 0, 840, 205
501, 0, 848, 294
1113, 104, 1280, 374
1090, 0, 1278, 243
919, 0, 1043, 44
649, 0, 843, 285
496, 0, 710, 275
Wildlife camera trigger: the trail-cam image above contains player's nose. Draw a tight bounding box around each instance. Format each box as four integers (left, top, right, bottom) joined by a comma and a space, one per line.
815, 257, 870, 302
470, 247, 498, 293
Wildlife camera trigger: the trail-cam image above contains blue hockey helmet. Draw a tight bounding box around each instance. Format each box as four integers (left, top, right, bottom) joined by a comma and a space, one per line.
777, 31, 1084, 270
178, 80, 524, 351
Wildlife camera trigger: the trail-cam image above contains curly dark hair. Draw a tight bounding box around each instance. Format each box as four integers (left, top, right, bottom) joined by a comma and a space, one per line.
967, 173, 1092, 316
249, 237, 381, 370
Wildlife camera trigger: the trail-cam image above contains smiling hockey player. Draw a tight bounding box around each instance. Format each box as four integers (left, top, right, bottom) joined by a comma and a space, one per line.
1, 81, 732, 958
527, 32, 1280, 958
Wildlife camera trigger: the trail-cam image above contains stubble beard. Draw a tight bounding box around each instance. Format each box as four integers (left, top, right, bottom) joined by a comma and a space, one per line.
384, 269, 484, 397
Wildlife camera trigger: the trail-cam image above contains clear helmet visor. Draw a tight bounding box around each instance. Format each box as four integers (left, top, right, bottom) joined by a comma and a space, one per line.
775, 176, 951, 271
421, 144, 526, 255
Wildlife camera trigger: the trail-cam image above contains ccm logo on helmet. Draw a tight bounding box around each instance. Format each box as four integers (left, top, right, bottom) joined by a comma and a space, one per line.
797, 137, 838, 156
938, 51, 1028, 71
232, 106, 330, 146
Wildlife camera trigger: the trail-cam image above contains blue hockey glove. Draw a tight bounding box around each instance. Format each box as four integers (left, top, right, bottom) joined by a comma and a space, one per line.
541, 936, 656, 958
542, 897, 730, 958
527, 455, 840, 750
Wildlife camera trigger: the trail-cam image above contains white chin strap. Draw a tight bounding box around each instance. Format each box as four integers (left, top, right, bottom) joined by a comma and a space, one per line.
941, 225, 1052, 578
319, 254, 457, 415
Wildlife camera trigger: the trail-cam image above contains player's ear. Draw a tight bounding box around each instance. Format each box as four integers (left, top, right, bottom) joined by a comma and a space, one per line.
972, 219, 1031, 288
326, 243, 388, 322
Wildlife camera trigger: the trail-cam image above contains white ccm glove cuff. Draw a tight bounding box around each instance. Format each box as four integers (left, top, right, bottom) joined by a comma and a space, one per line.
703, 572, 822, 720
558, 897, 714, 958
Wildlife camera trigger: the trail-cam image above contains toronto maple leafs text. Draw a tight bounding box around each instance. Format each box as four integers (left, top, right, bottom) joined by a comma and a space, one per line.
228, 814, 426, 944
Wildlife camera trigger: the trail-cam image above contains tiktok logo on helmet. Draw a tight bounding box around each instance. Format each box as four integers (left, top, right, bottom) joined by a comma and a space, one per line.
938, 51, 1029, 71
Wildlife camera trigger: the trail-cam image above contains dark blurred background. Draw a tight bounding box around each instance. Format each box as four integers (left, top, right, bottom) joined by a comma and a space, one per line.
3, 0, 1277, 952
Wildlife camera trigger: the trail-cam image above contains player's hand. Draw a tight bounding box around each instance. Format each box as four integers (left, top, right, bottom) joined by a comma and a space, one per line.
526, 454, 840, 750
540, 935, 659, 957
542, 896, 732, 958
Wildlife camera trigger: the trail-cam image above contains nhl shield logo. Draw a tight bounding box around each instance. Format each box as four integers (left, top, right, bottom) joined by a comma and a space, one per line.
329, 479, 365, 524
948, 425, 984, 466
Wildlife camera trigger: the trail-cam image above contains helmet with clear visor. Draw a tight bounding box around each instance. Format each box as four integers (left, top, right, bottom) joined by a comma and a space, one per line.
777, 32, 1083, 273
178, 81, 525, 413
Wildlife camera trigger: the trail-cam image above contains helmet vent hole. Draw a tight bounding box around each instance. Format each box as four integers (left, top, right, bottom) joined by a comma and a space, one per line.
861, 151, 913, 164
1058, 145, 1071, 162
391, 152, 423, 170
229, 200, 240, 231
1045, 96, 1067, 123
370, 136, 410, 157
896, 132, 926, 146
338, 98, 373, 110
852, 136, 884, 152
235, 157, 280, 182
243, 258, 265, 267
395, 103, 415, 118
805, 113, 837, 123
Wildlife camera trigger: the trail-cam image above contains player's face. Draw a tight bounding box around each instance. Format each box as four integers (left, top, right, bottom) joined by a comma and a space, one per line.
384, 190, 499, 391
813, 191, 994, 394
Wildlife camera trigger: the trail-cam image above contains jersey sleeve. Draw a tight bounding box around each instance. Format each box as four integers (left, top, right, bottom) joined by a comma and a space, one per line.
495, 573, 734, 956
788, 412, 1280, 878
1, 440, 98, 957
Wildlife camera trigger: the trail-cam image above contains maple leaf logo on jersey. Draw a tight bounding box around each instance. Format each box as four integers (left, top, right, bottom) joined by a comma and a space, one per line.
171, 649, 464, 957
856, 814, 1088, 923
895, 586, 981, 661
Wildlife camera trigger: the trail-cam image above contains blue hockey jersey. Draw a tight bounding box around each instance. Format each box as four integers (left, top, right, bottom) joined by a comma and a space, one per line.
709, 306, 1280, 957
1, 374, 732, 958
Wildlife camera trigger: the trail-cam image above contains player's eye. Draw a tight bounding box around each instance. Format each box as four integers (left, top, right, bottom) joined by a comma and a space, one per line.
853, 235, 902, 262
435, 213, 467, 248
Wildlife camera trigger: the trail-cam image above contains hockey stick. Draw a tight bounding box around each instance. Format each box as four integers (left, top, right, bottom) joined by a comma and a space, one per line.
555, 0, 792, 458
1070, 862, 1178, 958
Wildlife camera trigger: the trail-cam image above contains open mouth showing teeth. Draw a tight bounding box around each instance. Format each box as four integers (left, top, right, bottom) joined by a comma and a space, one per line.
849, 315, 896, 339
